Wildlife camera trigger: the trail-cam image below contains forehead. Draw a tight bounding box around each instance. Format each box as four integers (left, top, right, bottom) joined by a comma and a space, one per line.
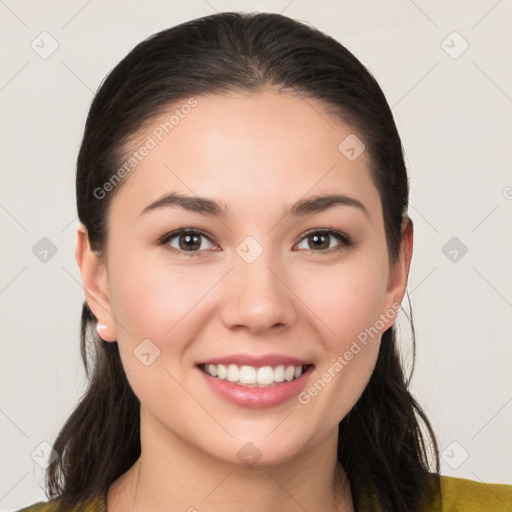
110, 89, 380, 223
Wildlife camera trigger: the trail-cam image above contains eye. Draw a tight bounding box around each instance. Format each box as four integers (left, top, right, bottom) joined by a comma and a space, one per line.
159, 229, 218, 256
295, 229, 351, 253
158, 228, 351, 257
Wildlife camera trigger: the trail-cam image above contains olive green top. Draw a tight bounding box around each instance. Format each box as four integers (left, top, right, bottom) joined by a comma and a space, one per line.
14, 475, 512, 512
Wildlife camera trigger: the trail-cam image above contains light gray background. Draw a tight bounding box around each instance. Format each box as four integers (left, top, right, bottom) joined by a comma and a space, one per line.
1, 0, 511, 509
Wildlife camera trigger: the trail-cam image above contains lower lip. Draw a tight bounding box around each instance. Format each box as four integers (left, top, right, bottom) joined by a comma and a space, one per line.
197, 366, 314, 409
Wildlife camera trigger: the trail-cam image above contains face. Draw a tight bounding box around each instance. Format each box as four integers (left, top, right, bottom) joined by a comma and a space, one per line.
78, 89, 410, 468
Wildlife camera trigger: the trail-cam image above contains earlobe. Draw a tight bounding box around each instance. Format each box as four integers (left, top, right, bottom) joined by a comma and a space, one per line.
75, 223, 118, 342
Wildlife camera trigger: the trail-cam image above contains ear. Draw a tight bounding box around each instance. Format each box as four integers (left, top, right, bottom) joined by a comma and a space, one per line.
380, 216, 413, 329
75, 222, 117, 342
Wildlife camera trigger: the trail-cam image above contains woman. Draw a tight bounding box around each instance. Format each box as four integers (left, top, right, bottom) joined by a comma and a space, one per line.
17, 11, 512, 512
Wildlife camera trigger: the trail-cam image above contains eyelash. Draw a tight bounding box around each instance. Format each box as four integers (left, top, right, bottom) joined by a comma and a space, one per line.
158, 228, 352, 257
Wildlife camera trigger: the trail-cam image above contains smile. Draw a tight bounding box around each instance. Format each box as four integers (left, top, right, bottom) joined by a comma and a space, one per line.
200, 363, 312, 387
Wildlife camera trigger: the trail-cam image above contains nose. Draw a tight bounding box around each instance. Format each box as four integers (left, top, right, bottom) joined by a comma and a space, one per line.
219, 250, 298, 335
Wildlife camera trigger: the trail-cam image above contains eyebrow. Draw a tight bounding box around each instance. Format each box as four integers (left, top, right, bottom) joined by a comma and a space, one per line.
139, 192, 369, 219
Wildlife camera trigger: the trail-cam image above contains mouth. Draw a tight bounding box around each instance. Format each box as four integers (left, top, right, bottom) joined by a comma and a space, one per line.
197, 363, 314, 387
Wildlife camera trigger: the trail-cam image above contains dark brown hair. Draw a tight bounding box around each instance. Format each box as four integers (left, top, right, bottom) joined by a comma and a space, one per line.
46, 11, 441, 511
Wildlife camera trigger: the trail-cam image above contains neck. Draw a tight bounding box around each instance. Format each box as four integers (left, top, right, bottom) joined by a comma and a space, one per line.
107, 410, 354, 512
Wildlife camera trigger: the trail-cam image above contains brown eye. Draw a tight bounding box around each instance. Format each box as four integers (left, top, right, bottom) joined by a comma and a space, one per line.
296, 230, 351, 253
160, 229, 216, 256
177, 233, 202, 251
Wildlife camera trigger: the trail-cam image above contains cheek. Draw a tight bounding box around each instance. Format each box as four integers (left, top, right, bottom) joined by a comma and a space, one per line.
294, 253, 389, 404
300, 255, 389, 348
107, 243, 225, 371
106, 253, 218, 406
110, 260, 210, 339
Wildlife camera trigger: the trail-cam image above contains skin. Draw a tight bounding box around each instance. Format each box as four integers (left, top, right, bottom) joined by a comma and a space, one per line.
76, 88, 413, 512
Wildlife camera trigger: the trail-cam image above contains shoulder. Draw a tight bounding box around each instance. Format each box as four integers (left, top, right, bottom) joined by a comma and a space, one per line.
13, 499, 64, 512
440, 474, 512, 511
13, 494, 106, 512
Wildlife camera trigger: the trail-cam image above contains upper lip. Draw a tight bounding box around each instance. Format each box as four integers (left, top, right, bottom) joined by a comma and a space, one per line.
197, 354, 313, 367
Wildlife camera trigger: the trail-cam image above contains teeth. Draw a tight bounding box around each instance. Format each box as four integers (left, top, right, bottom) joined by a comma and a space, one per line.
217, 364, 227, 380
201, 363, 308, 387
285, 365, 295, 381
274, 365, 285, 382
257, 366, 274, 385
240, 365, 256, 384
227, 364, 239, 382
